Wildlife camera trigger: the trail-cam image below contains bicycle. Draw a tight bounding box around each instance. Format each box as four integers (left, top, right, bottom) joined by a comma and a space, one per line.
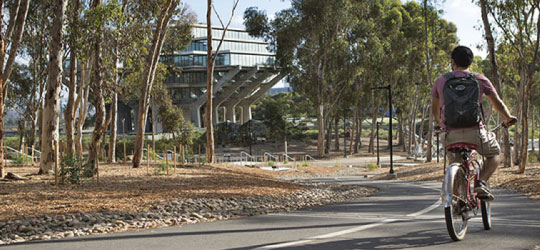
439, 118, 517, 241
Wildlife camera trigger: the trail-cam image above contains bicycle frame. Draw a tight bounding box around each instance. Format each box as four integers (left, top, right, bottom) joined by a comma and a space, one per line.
442, 149, 482, 209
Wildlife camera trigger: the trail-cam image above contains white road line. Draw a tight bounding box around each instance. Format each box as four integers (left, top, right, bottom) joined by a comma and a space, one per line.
256, 182, 442, 249
254, 219, 399, 249
406, 198, 442, 217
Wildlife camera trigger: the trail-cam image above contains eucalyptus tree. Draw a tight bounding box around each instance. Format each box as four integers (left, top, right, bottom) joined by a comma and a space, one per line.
484, 0, 540, 173
244, 0, 366, 157
39, 0, 68, 174
131, 0, 193, 168
0, 0, 31, 177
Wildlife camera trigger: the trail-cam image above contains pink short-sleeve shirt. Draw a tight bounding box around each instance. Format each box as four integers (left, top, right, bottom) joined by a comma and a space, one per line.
432, 70, 496, 130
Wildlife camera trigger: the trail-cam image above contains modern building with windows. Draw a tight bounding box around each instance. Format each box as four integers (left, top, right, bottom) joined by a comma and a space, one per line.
139, 23, 284, 130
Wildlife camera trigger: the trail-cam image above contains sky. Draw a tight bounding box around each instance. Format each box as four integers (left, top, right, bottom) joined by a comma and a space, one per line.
186, 0, 487, 58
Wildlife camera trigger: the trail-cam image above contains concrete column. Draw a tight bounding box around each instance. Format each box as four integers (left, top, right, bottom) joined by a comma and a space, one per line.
241, 105, 252, 123
190, 107, 201, 128
213, 107, 219, 124
225, 104, 236, 123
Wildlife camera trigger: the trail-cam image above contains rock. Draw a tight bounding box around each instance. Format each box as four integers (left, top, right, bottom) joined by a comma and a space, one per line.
0, 240, 5, 245
191, 213, 204, 219
40, 235, 51, 241
64, 231, 75, 237
17, 225, 33, 233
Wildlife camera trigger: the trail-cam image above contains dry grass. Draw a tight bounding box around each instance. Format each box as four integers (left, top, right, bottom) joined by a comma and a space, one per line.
365, 161, 540, 203
0, 163, 309, 222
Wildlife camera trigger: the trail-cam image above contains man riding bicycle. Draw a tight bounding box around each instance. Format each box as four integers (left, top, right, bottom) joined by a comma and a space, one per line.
432, 46, 516, 201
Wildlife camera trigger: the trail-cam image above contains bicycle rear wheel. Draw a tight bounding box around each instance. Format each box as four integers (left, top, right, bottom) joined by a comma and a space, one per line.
445, 167, 468, 241
481, 200, 491, 230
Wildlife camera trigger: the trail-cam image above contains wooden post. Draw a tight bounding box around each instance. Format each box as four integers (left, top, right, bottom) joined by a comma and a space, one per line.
54, 140, 58, 185
165, 146, 169, 175
294, 157, 297, 169
146, 144, 150, 175
21, 143, 25, 167
31, 145, 35, 166
173, 146, 177, 174
123, 139, 127, 163
198, 144, 201, 166
181, 145, 185, 167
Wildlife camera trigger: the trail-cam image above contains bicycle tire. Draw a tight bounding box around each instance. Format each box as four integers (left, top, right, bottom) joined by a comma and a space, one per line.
444, 167, 468, 241
481, 200, 491, 230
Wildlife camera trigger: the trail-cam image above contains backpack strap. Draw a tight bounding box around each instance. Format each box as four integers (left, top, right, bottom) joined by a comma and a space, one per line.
443, 72, 455, 81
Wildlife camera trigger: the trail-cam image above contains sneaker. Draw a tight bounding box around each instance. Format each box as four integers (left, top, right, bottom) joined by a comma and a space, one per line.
475, 180, 494, 201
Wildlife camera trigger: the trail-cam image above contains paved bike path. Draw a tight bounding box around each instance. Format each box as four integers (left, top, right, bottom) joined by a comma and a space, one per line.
3, 177, 540, 249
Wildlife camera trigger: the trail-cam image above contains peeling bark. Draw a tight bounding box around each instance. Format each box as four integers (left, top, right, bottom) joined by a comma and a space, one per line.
39, 0, 68, 174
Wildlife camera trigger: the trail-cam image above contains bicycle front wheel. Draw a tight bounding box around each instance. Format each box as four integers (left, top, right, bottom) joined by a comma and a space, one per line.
444, 167, 468, 241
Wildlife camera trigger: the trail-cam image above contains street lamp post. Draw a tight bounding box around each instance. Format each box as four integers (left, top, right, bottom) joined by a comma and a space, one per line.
372, 85, 395, 176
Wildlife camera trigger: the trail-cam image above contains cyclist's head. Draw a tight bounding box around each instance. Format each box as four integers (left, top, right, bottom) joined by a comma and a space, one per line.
451, 46, 474, 68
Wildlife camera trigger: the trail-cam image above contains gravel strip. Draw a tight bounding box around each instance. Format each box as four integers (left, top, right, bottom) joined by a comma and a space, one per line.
0, 182, 375, 245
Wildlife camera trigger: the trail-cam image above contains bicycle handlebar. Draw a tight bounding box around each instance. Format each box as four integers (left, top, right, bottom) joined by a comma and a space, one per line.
502, 117, 517, 128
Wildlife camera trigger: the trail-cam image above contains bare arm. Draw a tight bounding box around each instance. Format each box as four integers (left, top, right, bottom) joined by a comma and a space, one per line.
486, 92, 515, 124
432, 97, 441, 127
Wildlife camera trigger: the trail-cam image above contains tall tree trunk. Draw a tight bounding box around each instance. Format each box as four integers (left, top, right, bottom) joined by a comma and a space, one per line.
88, 0, 105, 174
532, 109, 535, 153
423, 0, 434, 162
1, 0, 30, 177
513, 85, 523, 165
2, 0, 30, 86
519, 76, 531, 173
317, 102, 325, 156
65, 51, 77, 156
334, 115, 339, 151
324, 116, 331, 155
0, 0, 5, 178
76, 59, 91, 158
39, 0, 68, 174
132, 0, 177, 168
205, 0, 216, 163
108, 81, 118, 163
354, 105, 361, 153
479, 0, 511, 168
65, 0, 80, 156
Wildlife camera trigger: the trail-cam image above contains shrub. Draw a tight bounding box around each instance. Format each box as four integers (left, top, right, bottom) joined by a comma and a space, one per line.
367, 163, 379, 171
11, 153, 33, 165
59, 155, 90, 184
529, 154, 538, 164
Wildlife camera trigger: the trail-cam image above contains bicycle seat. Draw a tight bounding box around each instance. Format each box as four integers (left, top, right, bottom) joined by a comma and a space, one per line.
446, 143, 477, 151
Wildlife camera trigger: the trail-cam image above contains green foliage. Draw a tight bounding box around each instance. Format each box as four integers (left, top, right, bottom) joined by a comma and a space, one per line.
529, 154, 538, 164
59, 155, 90, 185
368, 163, 379, 171
11, 153, 33, 165
155, 162, 172, 175
268, 160, 276, 167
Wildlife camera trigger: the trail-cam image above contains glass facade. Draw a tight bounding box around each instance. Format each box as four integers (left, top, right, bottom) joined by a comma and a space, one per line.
192, 26, 252, 40
164, 24, 276, 101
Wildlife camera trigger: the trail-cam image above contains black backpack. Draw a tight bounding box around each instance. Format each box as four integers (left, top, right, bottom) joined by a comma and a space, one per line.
443, 72, 482, 128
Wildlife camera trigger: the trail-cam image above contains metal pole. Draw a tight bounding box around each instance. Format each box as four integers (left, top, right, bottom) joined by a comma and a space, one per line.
376, 122, 380, 166
388, 86, 394, 175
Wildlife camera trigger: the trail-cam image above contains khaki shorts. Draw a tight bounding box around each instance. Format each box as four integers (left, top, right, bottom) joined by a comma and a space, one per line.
442, 128, 500, 163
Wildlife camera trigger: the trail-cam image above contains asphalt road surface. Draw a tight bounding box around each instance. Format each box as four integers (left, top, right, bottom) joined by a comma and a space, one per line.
3, 177, 540, 250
